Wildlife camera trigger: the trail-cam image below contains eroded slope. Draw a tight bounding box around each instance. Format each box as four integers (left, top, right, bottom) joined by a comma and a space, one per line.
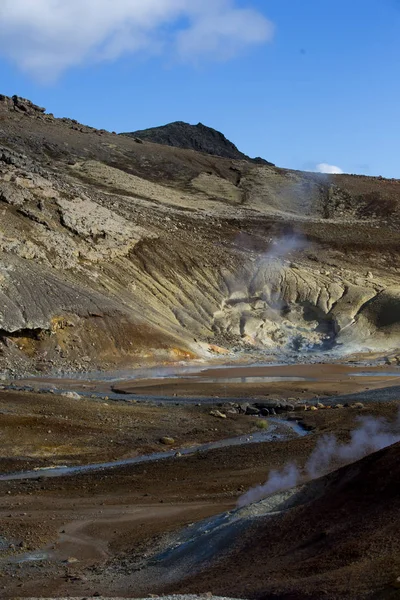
1, 94, 400, 374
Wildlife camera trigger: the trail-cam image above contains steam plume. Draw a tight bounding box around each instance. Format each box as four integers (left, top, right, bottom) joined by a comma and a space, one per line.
262, 233, 305, 264
238, 411, 400, 507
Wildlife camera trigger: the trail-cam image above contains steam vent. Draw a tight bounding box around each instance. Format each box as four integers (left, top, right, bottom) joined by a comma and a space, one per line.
1, 95, 400, 373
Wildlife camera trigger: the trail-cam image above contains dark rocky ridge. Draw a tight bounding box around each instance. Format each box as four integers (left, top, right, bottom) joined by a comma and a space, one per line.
0, 94, 46, 116
122, 120, 274, 165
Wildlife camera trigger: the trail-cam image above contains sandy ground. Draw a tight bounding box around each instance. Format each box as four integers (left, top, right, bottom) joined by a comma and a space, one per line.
20, 597, 244, 600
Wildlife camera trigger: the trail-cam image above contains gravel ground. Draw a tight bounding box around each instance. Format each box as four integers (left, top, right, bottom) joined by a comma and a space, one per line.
20, 596, 247, 600
324, 384, 400, 404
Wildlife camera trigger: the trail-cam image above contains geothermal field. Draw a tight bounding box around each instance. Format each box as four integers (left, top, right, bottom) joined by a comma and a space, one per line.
1, 94, 400, 599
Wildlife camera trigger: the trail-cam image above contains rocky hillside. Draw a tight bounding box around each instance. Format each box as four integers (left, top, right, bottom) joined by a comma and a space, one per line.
165, 442, 400, 598
122, 121, 274, 165
1, 93, 400, 375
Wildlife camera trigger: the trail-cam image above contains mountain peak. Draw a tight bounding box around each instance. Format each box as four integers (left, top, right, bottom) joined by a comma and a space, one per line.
121, 121, 274, 165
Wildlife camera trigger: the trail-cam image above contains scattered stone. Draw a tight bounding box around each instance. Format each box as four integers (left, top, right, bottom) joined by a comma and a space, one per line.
255, 400, 280, 409
352, 402, 365, 409
210, 410, 227, 419
384, 356, 396, 365
61, 391, 81, 400
246, 406, 260, 416
160, 436, 175, 445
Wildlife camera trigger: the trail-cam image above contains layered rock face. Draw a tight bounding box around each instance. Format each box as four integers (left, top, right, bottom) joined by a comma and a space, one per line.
1, 94, 400, 374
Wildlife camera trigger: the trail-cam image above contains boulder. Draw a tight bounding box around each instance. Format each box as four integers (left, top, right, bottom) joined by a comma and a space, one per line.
246, 406, 260, 416
210, 410, 227, 419
160, 436, 175, 445
61, 391, 81, 400
254, 400, 280, 410
0, 181, 32, 207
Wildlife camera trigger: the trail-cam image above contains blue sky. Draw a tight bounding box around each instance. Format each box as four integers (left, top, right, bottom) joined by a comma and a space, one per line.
0, 0, 399, 177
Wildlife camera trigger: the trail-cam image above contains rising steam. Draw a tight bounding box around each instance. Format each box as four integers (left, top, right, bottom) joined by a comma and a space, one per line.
238, 410, 400, 507
263, 233, 305, 264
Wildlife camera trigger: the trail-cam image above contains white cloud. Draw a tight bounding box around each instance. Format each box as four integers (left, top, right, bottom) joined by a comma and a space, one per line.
0, 0, 274, 81
316, 163, 344, 175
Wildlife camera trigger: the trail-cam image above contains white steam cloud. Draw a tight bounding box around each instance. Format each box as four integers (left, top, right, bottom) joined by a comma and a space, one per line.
0, 0, 274, 81
238, 411, 400, 507
264, 234, 305, 264
316, 163, 344, 175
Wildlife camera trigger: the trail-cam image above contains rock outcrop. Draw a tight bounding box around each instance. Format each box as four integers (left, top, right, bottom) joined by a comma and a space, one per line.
0, 94, 46, 116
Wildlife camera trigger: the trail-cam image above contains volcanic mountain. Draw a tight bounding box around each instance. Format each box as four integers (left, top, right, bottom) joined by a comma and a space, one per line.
122, 120, 274, 164
1, 93, 400, 375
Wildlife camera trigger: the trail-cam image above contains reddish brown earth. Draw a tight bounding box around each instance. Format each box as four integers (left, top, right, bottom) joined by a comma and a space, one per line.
111, 363, 400, 399
0, 388, 399, 599
169, 442, 400, 600
0, 389, 261, 474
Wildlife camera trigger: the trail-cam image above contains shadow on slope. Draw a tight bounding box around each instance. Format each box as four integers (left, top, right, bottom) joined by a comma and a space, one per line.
161, 442, 400, 599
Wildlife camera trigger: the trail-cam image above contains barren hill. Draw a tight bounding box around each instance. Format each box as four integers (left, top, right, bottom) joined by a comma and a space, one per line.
1, 93, 400, 375
122, 120, 274, 164
168, 441, 400, 599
